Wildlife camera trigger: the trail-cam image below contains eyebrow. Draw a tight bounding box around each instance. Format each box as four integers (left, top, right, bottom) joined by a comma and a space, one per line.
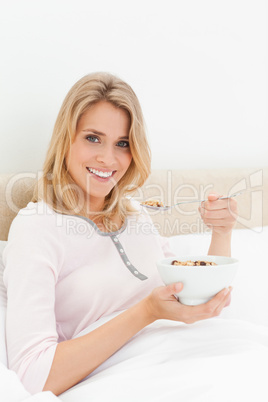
82, 129, 129, 139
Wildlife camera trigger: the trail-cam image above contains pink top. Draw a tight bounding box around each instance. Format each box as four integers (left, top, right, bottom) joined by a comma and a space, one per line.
3, 200, 175, 394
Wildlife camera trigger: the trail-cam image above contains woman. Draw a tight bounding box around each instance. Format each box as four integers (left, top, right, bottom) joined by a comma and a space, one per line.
3, 72, 236, 396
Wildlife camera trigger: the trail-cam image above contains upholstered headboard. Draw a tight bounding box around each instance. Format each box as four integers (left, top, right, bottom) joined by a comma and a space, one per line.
0, 167, 267, 240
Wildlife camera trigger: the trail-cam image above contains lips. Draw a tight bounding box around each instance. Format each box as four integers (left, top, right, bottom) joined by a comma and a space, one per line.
86, 167, 115, 178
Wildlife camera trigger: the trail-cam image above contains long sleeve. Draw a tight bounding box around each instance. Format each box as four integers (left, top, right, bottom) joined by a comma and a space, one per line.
2, 200, 173, 394
3, 204, 64, 394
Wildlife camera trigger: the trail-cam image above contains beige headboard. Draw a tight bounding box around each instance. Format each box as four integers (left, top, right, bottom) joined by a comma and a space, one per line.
0, 167, 267, 240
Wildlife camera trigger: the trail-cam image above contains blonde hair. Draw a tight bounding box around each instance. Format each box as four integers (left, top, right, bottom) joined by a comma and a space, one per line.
32, 72, 151, 230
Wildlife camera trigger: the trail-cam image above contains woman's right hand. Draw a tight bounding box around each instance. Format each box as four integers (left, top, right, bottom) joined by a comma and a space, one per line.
144, 283, 232, 324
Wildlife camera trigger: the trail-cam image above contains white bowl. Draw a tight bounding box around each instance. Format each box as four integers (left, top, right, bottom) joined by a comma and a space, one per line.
156, 255, 239, 306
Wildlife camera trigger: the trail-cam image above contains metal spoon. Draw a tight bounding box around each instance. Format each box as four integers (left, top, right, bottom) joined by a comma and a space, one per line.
140, 190, 246, 211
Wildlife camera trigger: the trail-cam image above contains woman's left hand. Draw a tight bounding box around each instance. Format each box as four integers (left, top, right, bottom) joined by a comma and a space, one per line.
199, 192, 238, 236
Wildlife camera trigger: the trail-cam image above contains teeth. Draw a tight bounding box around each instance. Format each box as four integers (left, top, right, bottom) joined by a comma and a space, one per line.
87, 168, 113, 178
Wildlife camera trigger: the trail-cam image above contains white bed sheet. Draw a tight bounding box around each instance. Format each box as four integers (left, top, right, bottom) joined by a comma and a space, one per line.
0, 226, 268, 402
60, 314, 268, 402
0, 362, 58, 402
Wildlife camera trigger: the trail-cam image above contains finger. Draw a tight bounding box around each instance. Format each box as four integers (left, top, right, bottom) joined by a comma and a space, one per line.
201, 199, 229, 211
200, 208, 231, 220
201, 214, 237, 227
160, 282, 183, 299
176, 288, 232, 324
202, 218, 235, 227
224, 292, 232, 307
193, 287, 231, 317
202, 198, 238, 213
213, 287, 233, 315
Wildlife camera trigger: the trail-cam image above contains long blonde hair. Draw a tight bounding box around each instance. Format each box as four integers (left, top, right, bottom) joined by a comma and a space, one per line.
32, 72, 151, 230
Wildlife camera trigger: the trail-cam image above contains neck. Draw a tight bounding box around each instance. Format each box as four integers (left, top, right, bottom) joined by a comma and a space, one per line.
83, 195, 105, 215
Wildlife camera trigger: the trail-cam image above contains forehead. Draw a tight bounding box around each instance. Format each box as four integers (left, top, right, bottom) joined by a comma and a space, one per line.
77, 101, 130, 136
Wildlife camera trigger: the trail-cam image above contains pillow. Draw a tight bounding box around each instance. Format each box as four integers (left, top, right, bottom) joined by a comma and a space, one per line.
0, 241, 7, 366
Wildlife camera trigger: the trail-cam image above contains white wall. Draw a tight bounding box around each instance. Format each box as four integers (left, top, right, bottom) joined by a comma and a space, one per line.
0, 0, 267, 174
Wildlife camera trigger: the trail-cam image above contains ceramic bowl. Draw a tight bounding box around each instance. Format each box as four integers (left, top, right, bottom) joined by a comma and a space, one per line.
156, 255, 239, 305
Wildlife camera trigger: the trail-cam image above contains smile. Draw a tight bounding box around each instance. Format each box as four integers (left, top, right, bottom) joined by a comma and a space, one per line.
86, 167, 114, 178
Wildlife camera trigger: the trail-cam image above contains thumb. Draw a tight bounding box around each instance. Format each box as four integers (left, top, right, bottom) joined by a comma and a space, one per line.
207, 192, 222, 201
163, 282, 183, 296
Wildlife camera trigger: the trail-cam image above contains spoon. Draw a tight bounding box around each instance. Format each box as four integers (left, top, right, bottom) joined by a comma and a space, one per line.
140, 190, 246, 211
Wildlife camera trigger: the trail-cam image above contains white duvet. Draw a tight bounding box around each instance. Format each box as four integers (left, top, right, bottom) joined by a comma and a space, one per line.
1, 226, 268, 402
60, 314, 268, 402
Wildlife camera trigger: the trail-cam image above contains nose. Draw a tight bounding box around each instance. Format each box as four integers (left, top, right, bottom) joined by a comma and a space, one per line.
95, 144, 116, 166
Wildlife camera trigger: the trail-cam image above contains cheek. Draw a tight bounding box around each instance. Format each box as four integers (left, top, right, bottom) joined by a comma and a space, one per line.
117, 152, 132, 179
127, 152, 133, 165
67, 144, 90, 169
125, 148, 132, 163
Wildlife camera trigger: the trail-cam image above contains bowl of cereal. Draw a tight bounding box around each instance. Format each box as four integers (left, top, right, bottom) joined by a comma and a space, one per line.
156, 255, 239, 305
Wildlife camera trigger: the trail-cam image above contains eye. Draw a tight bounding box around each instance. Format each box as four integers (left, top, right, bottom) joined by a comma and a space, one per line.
117, 140, 129, 148
86, 135, 100, 143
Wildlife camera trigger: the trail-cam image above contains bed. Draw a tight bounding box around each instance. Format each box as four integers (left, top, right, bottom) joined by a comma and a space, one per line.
0, 167, 268, 402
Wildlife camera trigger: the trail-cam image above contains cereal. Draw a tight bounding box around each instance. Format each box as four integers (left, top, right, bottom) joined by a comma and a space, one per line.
171, 260, 217, 266
141, 200, 164, 207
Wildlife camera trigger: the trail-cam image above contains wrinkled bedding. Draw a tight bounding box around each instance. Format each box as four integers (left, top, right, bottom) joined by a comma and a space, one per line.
1, 226, 268, 402
61, 315, 268, 402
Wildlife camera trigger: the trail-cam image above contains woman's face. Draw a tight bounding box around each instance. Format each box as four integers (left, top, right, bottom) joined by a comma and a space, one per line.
65, 101, 132, 212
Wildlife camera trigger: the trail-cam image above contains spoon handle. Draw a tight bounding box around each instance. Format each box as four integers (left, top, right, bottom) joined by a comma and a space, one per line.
172, 189, 247, 207
207, 189, 246, 202
141, 189, 247, 211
